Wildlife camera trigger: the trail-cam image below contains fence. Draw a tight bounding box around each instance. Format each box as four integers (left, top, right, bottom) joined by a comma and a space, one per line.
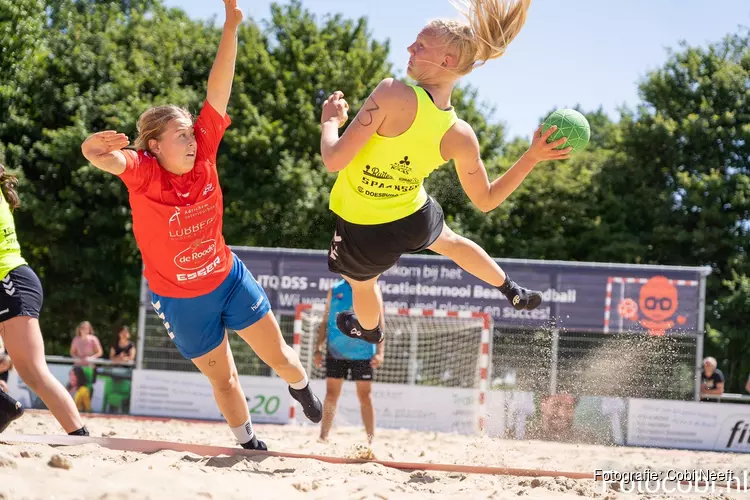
134, 247, 710, 401
137, 303, 700, 402
490, 326, 699, 401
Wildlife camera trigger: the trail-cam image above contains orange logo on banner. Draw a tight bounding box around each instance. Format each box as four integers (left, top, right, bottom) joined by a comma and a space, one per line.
618, 276, 686, 335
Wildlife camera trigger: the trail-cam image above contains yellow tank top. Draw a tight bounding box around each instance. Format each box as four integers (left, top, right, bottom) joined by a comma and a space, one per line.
329, 84, 458, 225
0, 195, 27, 280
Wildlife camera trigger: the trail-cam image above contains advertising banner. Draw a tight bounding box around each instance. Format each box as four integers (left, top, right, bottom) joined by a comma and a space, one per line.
627, 398, 750, 453
290, 381, 626, 444
485, 391, 627, 445
6, 362, 133, 415
130, 369, 289, 425
294, 380, 482, 435
125, 369, 750, 454
214, 246, 708, 334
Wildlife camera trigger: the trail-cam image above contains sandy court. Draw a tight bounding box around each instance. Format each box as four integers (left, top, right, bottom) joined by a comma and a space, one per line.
0, 411, 748, 499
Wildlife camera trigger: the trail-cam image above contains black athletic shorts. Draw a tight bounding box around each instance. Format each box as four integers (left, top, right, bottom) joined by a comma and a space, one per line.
328, 196, 445, 281
0, 265, 43, 323
326, 356, 373, 381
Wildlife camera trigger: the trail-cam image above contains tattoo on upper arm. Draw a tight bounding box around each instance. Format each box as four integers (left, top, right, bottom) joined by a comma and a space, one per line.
467, 153, 482, 175
356, 96, 381, 127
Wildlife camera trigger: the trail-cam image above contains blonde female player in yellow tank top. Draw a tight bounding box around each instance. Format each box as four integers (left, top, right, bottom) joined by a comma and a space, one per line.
0, 163, 89, 436
320, 0, 572, 343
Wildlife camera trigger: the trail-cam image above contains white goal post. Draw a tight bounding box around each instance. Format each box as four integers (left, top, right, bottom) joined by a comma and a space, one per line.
291, 304, 493, 434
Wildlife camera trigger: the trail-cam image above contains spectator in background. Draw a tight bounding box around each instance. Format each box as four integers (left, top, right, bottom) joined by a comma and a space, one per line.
537, 393, 576, 441
70, 321, 103, 366
66, 366, 91, 412
700, 356, 725, 398
745, 373, 750, 394
109, 326, 136, 364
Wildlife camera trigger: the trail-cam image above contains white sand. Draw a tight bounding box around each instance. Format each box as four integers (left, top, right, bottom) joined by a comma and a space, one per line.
0, 410, 748, 499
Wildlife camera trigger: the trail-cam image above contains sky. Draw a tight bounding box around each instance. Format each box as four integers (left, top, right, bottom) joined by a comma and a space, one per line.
163, 0, 749, 140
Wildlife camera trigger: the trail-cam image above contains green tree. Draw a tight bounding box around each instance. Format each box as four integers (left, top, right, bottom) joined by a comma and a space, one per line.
423, 104, 618, 263
589, 30, 750, 392
0, 0, 47, 155
218, 0, 393, 249
1, 0, 218, 350
2, 0, 747, 388
0, 0, 412, 352
482, 107, 619, 262
422, 85, 506, 243
219, 1, 518, 253
710, 261, 750, 392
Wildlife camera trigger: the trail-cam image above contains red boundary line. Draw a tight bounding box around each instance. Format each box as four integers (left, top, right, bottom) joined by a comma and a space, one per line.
21, 409, 228, 425
3, 432, 734, 488
20, 410, 737, 460
0, 433, 595, 480
7, 414, 736, 487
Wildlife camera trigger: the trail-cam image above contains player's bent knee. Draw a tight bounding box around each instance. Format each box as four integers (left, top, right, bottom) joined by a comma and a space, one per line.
430, 226, 458, 251
14, 363, 48, 391
283, 344, 300, 363
266, 345, 297, 370
209, 370, 240, 395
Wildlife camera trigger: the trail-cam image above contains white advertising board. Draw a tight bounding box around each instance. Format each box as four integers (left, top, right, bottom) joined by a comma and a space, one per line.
130, 369, 290, 425
130, 370, 528, 436
292, 380, 507, 435
7, 363, 114, 414
628, 398, 750, 453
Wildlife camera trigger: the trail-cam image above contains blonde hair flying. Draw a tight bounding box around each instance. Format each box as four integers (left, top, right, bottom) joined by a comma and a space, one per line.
429, 0, 531, 76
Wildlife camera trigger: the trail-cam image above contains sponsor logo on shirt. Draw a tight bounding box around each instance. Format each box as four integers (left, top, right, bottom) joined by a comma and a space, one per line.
174, 239, 217, 271
169, 214, 219, 240
176, 255, 222, 282
169, 207, 181, 227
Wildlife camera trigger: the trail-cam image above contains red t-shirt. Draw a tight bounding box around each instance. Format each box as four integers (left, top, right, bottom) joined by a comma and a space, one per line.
118, 101, 233, 298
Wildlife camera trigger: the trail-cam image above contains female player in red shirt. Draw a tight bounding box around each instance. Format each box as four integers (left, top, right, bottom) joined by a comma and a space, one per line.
81, 0, 321, 450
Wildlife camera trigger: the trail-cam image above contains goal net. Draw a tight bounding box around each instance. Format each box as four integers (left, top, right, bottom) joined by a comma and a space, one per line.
292, 304, 492, 433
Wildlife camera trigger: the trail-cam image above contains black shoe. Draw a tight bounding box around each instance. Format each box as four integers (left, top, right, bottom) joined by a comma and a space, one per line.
497, 275, 543, 311
336, 311, 384, 344
288, 385, 323, 423
68, 426, 90, 436
240, 435, 268, 451
0, 391, 24, 433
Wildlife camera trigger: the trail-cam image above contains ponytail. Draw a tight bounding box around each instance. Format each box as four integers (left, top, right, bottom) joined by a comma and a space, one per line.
0, 164, 20, 211
429, 0, 531, 76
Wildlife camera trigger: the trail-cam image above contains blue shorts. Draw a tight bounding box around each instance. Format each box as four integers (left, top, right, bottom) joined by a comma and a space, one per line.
150, 253, 272, 359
